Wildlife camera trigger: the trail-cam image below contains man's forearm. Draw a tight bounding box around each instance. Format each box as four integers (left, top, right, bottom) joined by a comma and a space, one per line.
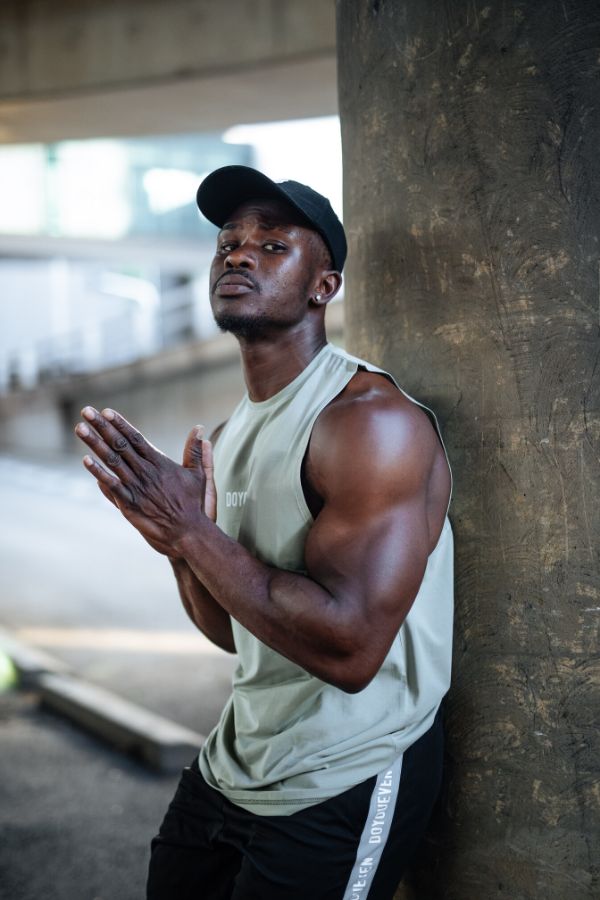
176, 521, 362, 691
169, 558, 236, 653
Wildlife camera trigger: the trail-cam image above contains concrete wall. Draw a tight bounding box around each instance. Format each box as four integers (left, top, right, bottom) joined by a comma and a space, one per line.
64, 354, 246, 460
0, 302, 344, 460
0, 334, 244, 460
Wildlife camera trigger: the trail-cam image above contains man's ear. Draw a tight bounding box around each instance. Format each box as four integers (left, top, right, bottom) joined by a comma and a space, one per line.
310, 271, 342, 307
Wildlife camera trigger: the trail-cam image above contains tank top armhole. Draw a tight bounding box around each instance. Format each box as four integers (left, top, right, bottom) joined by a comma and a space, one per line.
292, 365, 360, 524
357, 361, 453, 519
291, 352, 453, 524
331, 352, 453, 519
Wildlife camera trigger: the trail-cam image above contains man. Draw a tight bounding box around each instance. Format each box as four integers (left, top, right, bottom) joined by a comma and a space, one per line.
75, 165, 453, 899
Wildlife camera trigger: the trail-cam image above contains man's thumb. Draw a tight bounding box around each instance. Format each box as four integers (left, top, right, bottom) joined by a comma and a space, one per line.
183, 425, 204, 468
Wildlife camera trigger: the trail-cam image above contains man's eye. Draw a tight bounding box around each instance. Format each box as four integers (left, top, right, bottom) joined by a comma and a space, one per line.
264, 242, 285, 252
219, 243, 236, 253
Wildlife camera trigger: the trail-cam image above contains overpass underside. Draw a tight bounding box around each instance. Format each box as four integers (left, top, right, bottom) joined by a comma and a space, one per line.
0, 0, 337, 143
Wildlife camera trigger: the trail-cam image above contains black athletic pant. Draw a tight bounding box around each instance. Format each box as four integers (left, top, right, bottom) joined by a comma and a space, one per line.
147, 711, 443, 900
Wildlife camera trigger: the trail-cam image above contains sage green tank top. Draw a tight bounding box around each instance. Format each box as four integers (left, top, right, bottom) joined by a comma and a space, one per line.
198, 343, 453, 815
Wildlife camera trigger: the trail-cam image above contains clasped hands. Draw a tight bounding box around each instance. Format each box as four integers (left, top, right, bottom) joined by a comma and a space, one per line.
75, 406, 216, 557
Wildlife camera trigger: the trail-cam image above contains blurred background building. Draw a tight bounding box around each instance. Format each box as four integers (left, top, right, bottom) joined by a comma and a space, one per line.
0, 0, 342, 458
0, 10, 344, 893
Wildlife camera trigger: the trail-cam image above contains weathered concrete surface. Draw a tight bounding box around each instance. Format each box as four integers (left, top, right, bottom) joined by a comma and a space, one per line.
0, 0, 337, 142
338, 1, 599, 898
0, 0, 334, 96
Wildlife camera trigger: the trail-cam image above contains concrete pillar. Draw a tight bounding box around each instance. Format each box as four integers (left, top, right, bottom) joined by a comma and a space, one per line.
337, 2, 599, 898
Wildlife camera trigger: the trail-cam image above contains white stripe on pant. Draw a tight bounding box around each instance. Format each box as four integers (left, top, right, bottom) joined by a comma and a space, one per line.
341, 754, 404, 900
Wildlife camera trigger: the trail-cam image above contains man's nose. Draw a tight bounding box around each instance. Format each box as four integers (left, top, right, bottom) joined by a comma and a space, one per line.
225, 242, 255, 269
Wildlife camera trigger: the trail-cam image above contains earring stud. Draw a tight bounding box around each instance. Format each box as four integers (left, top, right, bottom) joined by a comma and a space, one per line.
315, 293, 322, 301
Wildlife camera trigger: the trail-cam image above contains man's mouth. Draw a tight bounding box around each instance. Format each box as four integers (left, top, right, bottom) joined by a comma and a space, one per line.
214, 273, 256, 296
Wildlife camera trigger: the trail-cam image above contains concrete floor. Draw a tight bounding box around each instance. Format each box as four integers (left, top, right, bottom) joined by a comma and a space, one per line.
0, 688, 178, 900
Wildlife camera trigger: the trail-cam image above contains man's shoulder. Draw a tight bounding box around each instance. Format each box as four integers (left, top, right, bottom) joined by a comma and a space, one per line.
315, 369, 437, 452
305, 368, 443, 504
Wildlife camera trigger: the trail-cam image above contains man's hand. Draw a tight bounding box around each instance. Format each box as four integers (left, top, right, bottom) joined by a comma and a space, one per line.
75, 407, 216, 557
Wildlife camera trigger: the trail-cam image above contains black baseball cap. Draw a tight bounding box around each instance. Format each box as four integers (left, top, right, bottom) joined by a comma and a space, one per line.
196, 165, 347, 272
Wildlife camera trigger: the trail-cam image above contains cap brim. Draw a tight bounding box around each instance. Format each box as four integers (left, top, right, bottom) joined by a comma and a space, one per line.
197, 165, 308, 229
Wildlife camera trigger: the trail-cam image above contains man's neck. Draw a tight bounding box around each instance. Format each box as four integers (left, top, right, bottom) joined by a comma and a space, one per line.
237, 325, 328, 402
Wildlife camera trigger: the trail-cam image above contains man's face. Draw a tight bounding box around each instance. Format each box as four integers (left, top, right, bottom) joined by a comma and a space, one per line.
209, 197, 323, 339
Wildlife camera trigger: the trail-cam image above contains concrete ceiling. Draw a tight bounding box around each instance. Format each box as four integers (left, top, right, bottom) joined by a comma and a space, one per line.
0, 1, 338, 263
0, 54, 338, 145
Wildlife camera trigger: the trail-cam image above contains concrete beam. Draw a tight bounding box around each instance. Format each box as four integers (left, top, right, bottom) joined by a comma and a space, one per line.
0, 0, 337, 143
0, 1, 335, 97
0, 233, 213, 267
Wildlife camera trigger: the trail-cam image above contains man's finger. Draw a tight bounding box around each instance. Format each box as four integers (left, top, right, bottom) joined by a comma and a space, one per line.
201, 439, 214, 476
98, 407, 160, 461
182, 425, 205, 469
202, 439, 217, 522
80, 406, 149, 474
75, 421, 136, 483
96, 480, 118, 508
82, 455, 134, 506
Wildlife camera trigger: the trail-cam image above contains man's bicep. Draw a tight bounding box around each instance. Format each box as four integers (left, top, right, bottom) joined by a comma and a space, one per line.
303, 396, 438, 649
304, 492, 430, 634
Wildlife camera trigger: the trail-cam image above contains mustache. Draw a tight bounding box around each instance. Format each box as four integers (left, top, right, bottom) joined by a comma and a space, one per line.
213, 269, 260, 292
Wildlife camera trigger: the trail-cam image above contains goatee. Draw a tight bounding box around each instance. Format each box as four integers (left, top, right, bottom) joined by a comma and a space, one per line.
214, 312, 288, 341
